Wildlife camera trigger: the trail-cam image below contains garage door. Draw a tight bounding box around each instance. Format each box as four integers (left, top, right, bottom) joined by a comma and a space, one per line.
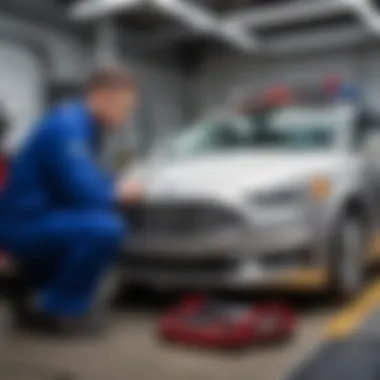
0, 41, 44, 153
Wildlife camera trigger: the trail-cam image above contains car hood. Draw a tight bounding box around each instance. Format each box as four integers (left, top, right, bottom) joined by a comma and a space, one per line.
125, 151, 348, 200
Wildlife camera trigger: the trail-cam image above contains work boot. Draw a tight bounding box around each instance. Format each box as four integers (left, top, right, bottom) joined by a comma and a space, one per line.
14, 295, 108, 339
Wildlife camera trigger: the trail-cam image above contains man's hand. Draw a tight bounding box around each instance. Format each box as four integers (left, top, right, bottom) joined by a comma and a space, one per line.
117, 179, 144, 204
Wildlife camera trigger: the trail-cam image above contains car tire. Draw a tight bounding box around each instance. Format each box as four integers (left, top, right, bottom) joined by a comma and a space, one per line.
329, 212, 367, 300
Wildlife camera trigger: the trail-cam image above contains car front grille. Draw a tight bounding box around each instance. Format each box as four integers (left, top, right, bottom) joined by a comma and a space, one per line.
124, 254, 236, 272
123, 202, 242, 236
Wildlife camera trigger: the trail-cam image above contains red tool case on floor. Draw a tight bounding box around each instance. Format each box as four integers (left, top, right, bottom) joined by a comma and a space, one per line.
0, 154, 12, 277
158, 294, 296, 349
0, 154, 8, 188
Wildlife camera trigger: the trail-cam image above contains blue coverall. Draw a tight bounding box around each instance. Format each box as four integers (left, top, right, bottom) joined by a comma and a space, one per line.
0, 100, 126, 317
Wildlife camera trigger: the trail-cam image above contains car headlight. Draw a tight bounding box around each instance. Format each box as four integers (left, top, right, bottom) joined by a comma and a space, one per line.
309, 176, 332, 201
252, 186, 306, 207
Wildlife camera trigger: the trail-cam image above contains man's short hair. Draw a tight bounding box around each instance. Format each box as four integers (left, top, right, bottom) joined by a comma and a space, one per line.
86, 65, 137, 93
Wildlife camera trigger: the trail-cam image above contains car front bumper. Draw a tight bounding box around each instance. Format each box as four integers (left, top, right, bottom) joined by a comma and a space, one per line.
125, 219, 314, 257
122, 255, 327, 290
123, 219, 326, 290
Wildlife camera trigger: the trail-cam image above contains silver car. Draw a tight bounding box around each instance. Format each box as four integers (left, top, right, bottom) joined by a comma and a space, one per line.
121, 101, 380, 297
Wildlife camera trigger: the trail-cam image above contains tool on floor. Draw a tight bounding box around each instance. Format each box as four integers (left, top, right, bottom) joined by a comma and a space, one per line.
158, 293, 297, 349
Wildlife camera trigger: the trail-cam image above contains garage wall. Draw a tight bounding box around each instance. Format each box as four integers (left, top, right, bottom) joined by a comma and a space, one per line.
119, 56, 183, 151
0, 13, 91, 81
103, 56, 184, 168
0, 12, 184, 156
357, 48, 380, 111
196, 45, 379, 116
0, 42, 46, 151
0, 12, 91, 152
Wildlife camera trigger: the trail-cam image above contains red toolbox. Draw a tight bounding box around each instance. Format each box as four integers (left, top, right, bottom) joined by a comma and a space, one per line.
0, 154, 8, 188
0, 155, 13, 278
158, 294, 297, 349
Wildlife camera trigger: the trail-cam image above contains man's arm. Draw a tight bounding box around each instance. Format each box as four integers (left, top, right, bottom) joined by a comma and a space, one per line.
41, 115, 116, 208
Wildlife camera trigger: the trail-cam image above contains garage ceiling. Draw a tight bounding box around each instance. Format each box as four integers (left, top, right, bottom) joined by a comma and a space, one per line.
54, 0, 78, 7
68, 0, 380, 54
186, 0, 295, 15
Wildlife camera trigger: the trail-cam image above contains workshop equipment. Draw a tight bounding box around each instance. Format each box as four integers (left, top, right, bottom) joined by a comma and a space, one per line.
158, 294, 296, 349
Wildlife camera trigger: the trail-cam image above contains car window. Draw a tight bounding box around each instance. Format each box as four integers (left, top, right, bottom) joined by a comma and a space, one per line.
162, 105, 355, 158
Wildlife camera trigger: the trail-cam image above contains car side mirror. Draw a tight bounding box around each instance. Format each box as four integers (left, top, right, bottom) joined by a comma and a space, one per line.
363, 131, 380, 161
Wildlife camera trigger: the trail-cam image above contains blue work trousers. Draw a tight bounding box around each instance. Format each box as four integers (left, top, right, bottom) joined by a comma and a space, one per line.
1, 210, 125, 317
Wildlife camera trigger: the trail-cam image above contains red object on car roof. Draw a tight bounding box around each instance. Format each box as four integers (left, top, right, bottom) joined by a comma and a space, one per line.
323, 75, 342, 95
158, 294, 296, 349
264, 86, 293, 106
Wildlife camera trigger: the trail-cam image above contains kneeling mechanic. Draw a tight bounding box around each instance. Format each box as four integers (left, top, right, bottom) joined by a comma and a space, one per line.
0, 66, 140, 334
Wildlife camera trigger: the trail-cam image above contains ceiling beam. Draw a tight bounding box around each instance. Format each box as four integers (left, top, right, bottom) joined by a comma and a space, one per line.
264, 25, 368, 55
71, 0, 257, 52
71, 0, 141, 20
152, 0, 258, 52
153, 0, 217, 31
339, 0, 380, 36
225, 0, 351, 28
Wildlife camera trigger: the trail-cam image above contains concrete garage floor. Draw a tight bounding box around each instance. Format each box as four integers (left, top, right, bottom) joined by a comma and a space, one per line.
0, 293, 335, 380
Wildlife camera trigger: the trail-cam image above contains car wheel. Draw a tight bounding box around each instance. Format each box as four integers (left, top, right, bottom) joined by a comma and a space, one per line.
330, 213, 366, 300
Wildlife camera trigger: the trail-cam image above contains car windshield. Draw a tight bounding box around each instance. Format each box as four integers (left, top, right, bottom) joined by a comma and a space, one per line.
164, 105, 354, 157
